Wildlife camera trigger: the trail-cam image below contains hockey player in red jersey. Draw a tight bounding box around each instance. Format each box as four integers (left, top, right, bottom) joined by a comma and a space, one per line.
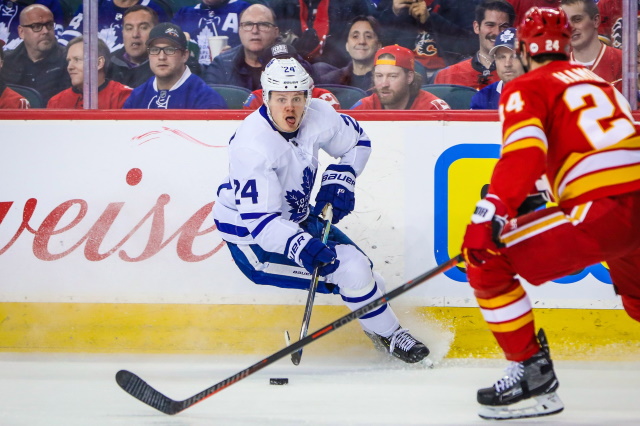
461, 7, 640, 420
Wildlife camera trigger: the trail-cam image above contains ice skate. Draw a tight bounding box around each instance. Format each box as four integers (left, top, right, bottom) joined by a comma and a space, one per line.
365, 327, 430, 364
477, 329, 564, 420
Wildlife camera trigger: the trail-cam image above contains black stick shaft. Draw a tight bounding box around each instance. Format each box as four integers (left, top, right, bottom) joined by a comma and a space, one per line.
291, 204, 333, 365
116, 254, 462, 415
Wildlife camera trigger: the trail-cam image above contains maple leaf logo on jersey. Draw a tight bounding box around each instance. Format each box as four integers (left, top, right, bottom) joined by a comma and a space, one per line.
285, 167, 316, 222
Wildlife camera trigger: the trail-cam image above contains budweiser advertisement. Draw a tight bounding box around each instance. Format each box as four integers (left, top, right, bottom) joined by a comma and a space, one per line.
0, 118, 617, 308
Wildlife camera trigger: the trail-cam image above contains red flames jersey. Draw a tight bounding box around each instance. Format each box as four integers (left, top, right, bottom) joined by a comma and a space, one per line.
47, 80, 132, 109
494, 60, 640, 216
0, 86, 30, 109
433, 58, 499, 90
351, 89, 450, 110
570, 44, 622, 91
597, 0, 622, 48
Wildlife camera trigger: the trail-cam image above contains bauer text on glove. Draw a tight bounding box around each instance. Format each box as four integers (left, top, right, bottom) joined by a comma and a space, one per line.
314, 164, 356, 224
286, 232, 340, 275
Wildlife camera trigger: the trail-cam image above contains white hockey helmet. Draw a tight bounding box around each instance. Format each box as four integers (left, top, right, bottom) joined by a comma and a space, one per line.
261, 57, 314, 121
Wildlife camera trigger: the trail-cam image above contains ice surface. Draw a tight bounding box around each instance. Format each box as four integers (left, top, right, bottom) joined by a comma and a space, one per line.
1, 351, 639, 425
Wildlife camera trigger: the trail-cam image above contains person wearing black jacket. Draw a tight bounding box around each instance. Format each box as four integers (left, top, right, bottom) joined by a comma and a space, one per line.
1, 4, 70, 105
378, 0, 481, 67
269, 0, 373, 68
202, 3, 280, 90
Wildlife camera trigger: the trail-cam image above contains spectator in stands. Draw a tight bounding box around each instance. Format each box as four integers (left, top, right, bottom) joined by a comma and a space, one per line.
389, 0, 481, 66
0, 4, 70, 105
0, 0, 65, 50
109, 5, 158, 88
316, 15, 381, 93
596, 0, 637, 49
470, 27, 522, 109
59, 0, 170, 52
0, 39, 30, 108
202, 3, 280, 91
269, 0, 373, 68
431, 0, 514, 90
243, 42, 340, 110
172, 0, 251, 67
561, 0, 622, 90
48, 36, 132, 108
506, 0, 560, 23
351, 44, 450, 110
377, 0, 447, 77
124, 22, 227, 108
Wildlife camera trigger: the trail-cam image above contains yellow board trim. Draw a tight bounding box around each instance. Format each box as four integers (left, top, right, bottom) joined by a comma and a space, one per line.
1, 303, 640, 361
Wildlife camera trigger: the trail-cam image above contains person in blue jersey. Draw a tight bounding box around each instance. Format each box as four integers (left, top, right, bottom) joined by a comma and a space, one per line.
470, 27, 523, 109
213, 56, 431, 364
172, 0, 250, 66
58, 0, 170, 52
0, 0, 65, 50
123, 22, 227, 109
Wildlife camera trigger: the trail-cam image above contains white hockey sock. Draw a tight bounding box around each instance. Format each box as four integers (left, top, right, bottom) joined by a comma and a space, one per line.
340, 279, 399, 338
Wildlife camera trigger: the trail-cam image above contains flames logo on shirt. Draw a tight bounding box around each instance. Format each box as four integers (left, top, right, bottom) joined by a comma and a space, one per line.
285, 166, 315, 222
416, 32, 438, 57
611, 18, 622, 49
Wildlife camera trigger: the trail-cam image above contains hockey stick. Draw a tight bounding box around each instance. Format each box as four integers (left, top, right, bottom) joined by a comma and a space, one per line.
115, 254, 462, 415
290, 203, 333, 365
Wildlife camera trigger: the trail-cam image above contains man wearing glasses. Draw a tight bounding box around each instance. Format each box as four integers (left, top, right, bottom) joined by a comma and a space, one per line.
203, 3, 280, 91
0, 4, 69, 105
123, 22, 227, 109
0, 0, 65, 50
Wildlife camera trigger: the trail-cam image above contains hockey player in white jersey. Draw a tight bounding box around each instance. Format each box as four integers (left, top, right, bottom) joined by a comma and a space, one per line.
213, 57, 430, 363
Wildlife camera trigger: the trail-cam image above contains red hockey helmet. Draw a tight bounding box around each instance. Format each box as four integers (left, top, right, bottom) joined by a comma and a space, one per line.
516, 7, 571, 58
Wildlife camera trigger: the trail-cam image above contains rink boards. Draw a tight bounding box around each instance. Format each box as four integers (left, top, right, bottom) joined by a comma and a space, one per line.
0, 110, 638, 359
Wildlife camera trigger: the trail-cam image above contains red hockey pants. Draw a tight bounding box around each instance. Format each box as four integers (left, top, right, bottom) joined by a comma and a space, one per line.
467, 191, 640, 361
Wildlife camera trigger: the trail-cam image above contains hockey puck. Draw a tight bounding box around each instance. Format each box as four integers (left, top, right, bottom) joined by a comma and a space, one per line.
269, 378, 289, 385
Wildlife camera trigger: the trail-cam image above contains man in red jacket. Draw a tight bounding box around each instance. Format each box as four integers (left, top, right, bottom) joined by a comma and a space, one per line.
432, 0, 515, 90
351, 45, 450, 110
560, 0, 622, 90
47, 36, 132, 109
0, 40, 30, 109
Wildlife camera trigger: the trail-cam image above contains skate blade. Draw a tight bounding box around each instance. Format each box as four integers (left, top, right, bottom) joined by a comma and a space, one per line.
478, 392, 564, 420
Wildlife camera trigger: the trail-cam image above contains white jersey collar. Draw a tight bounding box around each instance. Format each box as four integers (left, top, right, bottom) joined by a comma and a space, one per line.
153, 67, 192, 92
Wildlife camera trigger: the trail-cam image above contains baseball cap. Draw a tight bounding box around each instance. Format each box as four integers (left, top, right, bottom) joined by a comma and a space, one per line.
260, 43, 299, 64
259, 42, 317, 77
374, 45, 414, 71
146, 23, 187, 50
489, 27, 517, 56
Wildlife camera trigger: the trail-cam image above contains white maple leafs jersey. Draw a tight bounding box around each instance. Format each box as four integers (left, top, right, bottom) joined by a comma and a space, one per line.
213, 99, 371, 255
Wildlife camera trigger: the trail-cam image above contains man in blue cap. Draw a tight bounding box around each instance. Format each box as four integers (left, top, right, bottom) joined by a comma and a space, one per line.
470, 27, 524, 109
